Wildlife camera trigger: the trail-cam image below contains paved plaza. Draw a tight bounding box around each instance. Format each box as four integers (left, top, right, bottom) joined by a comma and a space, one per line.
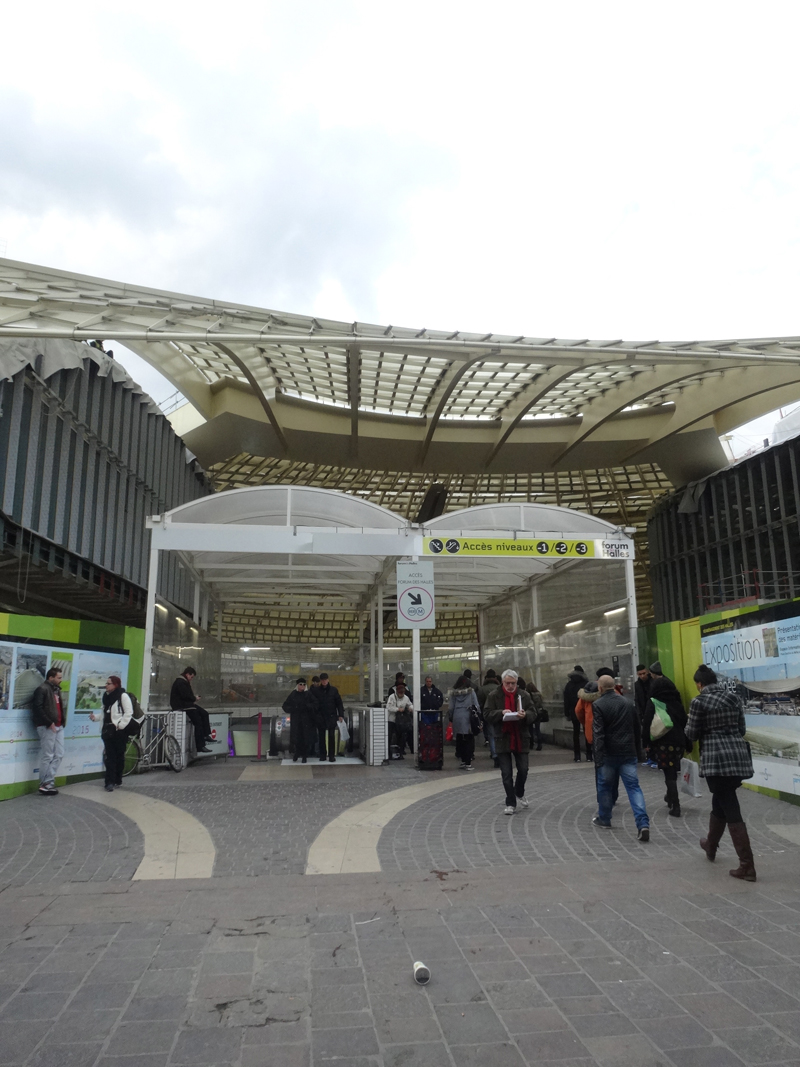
1, 746, 800, 1066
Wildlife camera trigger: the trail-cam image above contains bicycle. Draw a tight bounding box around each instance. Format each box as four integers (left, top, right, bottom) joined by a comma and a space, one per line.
105, 713, 183, 775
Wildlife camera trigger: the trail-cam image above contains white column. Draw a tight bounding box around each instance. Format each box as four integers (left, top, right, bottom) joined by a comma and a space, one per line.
358, 612, 365, 701
141, 545, 160, 709
377, 585, 384, 702
625, 557, 639, 666
369, 598, 376, 703
193, 581, 201, 624
412, 626, 421, 759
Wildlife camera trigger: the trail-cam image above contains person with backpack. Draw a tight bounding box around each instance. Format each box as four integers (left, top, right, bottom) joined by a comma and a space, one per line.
90, 676, 134, 791
448, 676, 482, 769
642, 673, 688, 817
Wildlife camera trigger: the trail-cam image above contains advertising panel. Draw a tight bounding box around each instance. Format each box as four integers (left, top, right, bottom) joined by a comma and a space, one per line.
700, 604, 800, 795
0, 635, 130, 792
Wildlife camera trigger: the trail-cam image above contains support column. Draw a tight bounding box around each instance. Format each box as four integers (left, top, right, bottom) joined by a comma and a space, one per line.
412, 627, 421, 760
369, 598, 376, 703
141, 545, 160, 709
625, 557, 639, 667
193, 581, 201, 625
377, 585, 384, 702
358, 612, 365, 701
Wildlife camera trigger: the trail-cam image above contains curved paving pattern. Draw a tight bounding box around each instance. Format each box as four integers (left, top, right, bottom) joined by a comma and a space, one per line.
0, 793, 143, 887
377, 767, 800, 871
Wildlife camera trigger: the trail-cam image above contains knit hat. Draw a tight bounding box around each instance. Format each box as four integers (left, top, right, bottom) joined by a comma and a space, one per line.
649, 661, 662, 675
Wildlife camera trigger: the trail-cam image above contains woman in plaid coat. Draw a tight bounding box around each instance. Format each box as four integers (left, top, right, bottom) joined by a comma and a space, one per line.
685, 664, 755, 881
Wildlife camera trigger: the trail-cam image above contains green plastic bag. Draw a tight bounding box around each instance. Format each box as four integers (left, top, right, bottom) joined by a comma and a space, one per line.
649, 698, 674, 740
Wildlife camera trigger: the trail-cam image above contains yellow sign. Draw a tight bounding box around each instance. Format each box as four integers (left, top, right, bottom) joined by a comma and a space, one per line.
423, 536, 595, 558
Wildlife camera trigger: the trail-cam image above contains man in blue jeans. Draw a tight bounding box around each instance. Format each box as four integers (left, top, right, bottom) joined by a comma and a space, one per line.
591, 674, 650, 841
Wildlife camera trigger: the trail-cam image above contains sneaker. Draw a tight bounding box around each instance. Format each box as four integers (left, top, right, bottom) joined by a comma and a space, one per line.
638, 827, 650, 842
198, 747, 213, 753
518, 797, 529, 808
105, 784, 114, 792
483, 740, 489, 746
458, 762, 468, 769
38, 786, 58, 796
573, 757, 582, 763
464, 763, 474, 771
504, 805, 516, 815
592, 815, 612, 828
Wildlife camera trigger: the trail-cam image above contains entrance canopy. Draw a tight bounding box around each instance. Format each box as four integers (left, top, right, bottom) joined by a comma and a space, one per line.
141, 486, 637, 722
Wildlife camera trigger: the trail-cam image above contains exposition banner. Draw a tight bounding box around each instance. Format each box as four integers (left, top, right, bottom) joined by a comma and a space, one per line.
0, 635, 129, 790
700, 604, 800, 796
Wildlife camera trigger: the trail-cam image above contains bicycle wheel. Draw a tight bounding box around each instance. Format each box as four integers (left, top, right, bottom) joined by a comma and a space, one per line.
123, 737, 143, 777
164, 734, 183, 772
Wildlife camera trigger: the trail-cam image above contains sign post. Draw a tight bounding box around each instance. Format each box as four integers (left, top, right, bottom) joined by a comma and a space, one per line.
396, 561, 436, 762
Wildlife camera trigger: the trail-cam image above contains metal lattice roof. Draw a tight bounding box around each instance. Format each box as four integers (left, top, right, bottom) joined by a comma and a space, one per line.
3, 258, 800, 486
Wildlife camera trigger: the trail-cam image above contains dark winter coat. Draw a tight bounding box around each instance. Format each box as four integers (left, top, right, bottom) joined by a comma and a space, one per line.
282, 689, 317, 722
642, 676, 688, 750
484, 684, 535, 754
170, 676, 196, 711
312, 683, 344, 726
31, 681, 65, 728
563, 671, 587, 720
592, 691, 642, 765
477, 677, 500, 710
420, 684, 444, 711
634, 676, 651, 717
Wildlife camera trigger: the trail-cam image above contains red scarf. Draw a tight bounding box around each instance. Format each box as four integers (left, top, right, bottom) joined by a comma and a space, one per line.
501, 687, 522, 752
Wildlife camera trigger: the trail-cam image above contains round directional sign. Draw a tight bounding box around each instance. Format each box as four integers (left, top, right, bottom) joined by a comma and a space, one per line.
397, 586, 435, 625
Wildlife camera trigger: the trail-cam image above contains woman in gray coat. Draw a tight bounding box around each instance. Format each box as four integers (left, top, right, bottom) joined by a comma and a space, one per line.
448, 676, 481, 770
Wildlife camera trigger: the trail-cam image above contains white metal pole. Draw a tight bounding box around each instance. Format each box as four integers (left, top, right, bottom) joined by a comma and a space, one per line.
369, 598, 376, 703
193, 581, 201, 624
377, 585, 384, 702
141, 545, 160, 709
358, 612, 365, 701
412, 626, 421, 760
625, 557, 639, 671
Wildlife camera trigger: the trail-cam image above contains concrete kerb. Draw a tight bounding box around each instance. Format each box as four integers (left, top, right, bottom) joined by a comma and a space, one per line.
63, 782, 216, 879
304, 761, 587, 875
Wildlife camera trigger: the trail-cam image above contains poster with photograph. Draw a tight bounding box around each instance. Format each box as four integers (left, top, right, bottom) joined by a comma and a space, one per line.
73, 651, 128, 713
701, 603, 800, 796
12, 649, 48, 709
0, 643, 12, 710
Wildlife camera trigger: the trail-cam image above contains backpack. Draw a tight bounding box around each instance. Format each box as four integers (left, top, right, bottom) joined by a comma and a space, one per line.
127, 691, 145, 721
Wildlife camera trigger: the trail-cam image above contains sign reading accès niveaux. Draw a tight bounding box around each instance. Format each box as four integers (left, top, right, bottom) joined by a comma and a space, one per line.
396, 561, 436, 630
422, 536, 632, 559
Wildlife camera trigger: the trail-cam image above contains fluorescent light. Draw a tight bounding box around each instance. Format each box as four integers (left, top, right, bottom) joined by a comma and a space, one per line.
156, 604, 168, 614
534, 630, 550, 636
565, 620, 583, 628
311, 647, 340, 651
240, 646, 271, 651
434, 646, 462, 650
383, 646, 409, 650
604, 607, 626, 617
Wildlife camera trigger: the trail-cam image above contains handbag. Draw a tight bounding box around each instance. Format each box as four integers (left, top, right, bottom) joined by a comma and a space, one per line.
445, 723, 454, 742
470, 709, 483, 736
101, 720, 116, 742
649, 698, 674, 740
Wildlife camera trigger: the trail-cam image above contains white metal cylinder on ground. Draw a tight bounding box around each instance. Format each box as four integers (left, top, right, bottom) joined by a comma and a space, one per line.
377, 585, 384, 703
412, 627, 420, 758
141, 546, 160, 709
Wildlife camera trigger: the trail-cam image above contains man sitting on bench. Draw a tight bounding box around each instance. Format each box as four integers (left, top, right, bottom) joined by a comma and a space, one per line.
170, 666, 213, 754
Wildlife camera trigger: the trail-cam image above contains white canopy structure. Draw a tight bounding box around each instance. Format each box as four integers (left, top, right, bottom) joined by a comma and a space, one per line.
143, 486, 637, 751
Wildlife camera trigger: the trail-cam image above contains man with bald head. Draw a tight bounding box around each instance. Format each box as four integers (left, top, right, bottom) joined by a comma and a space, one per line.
592, 674, 650, 840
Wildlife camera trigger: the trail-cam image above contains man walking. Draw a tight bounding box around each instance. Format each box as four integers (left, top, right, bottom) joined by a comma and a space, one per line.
592, 674, 650, 841
563, 665, 587, 762
32, 667, 65, 796
313, 672, 345, 762
484, 669, 535, 815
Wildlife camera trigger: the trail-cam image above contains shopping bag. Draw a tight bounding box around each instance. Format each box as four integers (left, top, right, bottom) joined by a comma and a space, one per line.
445, 723, 453, 742
649, 698, 674, 740
680, 757, 702, 797
337, 719, 350, 743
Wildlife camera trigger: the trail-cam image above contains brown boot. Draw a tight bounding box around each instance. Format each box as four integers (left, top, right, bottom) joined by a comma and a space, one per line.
700, 812, 726, 861
728, 822, 757, 882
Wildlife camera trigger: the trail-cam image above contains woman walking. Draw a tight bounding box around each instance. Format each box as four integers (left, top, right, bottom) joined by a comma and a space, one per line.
642, 674, 688, 817
685, 664, 756, 881
91, 676, 134, 792
448, 676, 481, 769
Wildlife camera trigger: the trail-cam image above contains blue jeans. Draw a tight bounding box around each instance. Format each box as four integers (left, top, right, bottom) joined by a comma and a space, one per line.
483, 721, 496, 758
597, 757, 649, 829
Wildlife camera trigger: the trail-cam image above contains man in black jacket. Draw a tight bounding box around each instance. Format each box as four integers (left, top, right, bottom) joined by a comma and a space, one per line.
32, 667, 65, 796
283, 678, 316, 763
169, 666, 212, 754
592, 675, 650, 840
313, 672, 345, 762
563, 666, 587, 762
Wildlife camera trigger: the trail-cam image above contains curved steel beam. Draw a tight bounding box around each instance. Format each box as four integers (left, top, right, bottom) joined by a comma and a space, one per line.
216, 343, 288, 453
418, 355, 487, 463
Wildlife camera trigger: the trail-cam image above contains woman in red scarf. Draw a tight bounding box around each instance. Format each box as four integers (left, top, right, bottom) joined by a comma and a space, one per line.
484, 669, 536, 814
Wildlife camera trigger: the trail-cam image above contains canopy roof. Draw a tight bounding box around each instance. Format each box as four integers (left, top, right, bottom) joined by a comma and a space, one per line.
3, 258, 800, 484
154, 485, 628, 613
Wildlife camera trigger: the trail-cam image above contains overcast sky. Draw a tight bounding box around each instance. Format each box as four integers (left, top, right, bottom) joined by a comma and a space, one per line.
2, 1, 798, 455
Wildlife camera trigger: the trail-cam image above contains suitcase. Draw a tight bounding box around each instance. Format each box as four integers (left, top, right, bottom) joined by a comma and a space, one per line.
418, 718, 443, 770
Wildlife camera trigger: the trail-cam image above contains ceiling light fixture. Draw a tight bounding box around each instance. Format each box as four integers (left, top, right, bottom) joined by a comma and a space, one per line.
603, 607, 626, 616
565, 620, 583, 628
